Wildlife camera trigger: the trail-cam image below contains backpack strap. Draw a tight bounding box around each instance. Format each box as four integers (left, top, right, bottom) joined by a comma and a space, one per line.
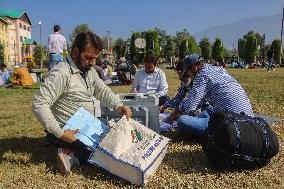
254, 118, 271, 159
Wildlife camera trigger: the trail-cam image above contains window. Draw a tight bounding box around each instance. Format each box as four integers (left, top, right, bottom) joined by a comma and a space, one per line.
23, 25, 26, 30
20, 36, 23, 42
24, 37, 27, 40
28, 27, 30, 31
19, 23, 22, 28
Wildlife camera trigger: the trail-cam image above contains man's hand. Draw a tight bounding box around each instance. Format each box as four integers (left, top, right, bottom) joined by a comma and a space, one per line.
167, 108, 182, 123
160, 105, 166, 113
60, 129, 79, 143
117, 105, 132, 120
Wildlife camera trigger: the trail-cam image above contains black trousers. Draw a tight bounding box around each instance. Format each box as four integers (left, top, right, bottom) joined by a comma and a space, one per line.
46, 131, 92, 165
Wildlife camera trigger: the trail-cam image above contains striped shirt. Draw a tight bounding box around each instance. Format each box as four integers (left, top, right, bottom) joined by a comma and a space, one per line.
179, 64, 254, 116
32, 56, 123, 138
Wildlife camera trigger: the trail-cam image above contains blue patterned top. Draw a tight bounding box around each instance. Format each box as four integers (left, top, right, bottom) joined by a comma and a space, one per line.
164, 83, 189, 108
179, 64, 254, 116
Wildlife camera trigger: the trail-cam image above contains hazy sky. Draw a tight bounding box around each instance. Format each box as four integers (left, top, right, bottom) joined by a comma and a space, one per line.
1, 0, 283, 44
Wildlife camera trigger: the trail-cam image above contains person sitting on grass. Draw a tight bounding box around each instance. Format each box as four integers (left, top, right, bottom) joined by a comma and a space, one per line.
130, 55, 169, 106
169, 54, 254, 137
93, 61, 112, 85
11, 66, 34, 87
32, 31, 132, 175
0, 63, 10, 86
0, 70, 4, 87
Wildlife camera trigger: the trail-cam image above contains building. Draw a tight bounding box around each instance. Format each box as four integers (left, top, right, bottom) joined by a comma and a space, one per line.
0, 10, 34, 66
0, 17, 10, 64
23, 39, 37, 57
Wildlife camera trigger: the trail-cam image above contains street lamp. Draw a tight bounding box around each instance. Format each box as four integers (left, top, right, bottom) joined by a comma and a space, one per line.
38, 21, 43, 70
263, 33, 266, 64
38, 21, 42, 44
106, 30, 111, 54
280, 7, 284, 65
126, 41, 130, 57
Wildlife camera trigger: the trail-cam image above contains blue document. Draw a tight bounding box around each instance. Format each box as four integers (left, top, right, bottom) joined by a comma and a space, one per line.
63, 107, 109, 150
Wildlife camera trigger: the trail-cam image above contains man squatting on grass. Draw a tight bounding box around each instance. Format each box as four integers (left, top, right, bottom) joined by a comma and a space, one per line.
163, 54, 254, 137
32, 32, 132, 175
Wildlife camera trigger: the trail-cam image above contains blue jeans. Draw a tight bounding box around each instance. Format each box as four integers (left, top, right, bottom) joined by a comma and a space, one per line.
177, 106, 212, 136
48, 53, 63, 71
267, 59, 273, 71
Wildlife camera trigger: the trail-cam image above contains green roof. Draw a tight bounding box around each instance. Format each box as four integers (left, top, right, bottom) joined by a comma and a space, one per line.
0, 10, 26, 18
0, 17, 9, 24
23, 39, 37, 45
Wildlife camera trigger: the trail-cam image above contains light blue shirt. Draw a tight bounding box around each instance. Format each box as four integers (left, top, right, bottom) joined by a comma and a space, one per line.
132, 68, 168, 97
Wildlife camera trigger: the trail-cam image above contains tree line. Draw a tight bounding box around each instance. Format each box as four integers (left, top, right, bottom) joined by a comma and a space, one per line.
3, 23, 280, 66
113, 28, 283, 65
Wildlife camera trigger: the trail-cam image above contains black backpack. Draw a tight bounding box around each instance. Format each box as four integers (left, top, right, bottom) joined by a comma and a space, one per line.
202, 112, 279, 170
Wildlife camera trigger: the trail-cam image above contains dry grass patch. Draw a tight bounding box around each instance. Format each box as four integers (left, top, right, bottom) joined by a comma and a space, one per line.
0, 68, 283, 188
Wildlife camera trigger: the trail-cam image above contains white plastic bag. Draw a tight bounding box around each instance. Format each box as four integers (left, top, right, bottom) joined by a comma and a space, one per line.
89, 117, 171, 186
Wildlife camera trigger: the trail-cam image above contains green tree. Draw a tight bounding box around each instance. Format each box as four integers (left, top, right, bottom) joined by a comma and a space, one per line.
238, 38, 246, 60
270, 39, 282, 64
241, 30, 264, 62
223, 48, 233, 62
33, 45, 45, 65
199, 37, 211, 61
212, 38, 224, 62
175, 28, 190, 56
243, 30, 255, 40
113, 38, 127, 61
129, 32, 144, 64
164, 35, 176, 62
154, 27, 167, 58
0, 44, 4, 64
244, 34, 258, 64
145, 30, 160, 58
255, 33, 265, 61
69, 23, 93, 45
179, 39, 188, 60
179, 36, 200, 60
175, 28, 190, 46
188, 36, 200, 54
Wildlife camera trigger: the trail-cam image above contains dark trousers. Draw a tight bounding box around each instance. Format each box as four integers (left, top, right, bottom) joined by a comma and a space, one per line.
46, 131, 92, 165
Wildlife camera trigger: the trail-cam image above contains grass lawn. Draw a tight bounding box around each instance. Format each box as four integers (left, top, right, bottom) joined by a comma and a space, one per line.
0, 68, 283, 188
